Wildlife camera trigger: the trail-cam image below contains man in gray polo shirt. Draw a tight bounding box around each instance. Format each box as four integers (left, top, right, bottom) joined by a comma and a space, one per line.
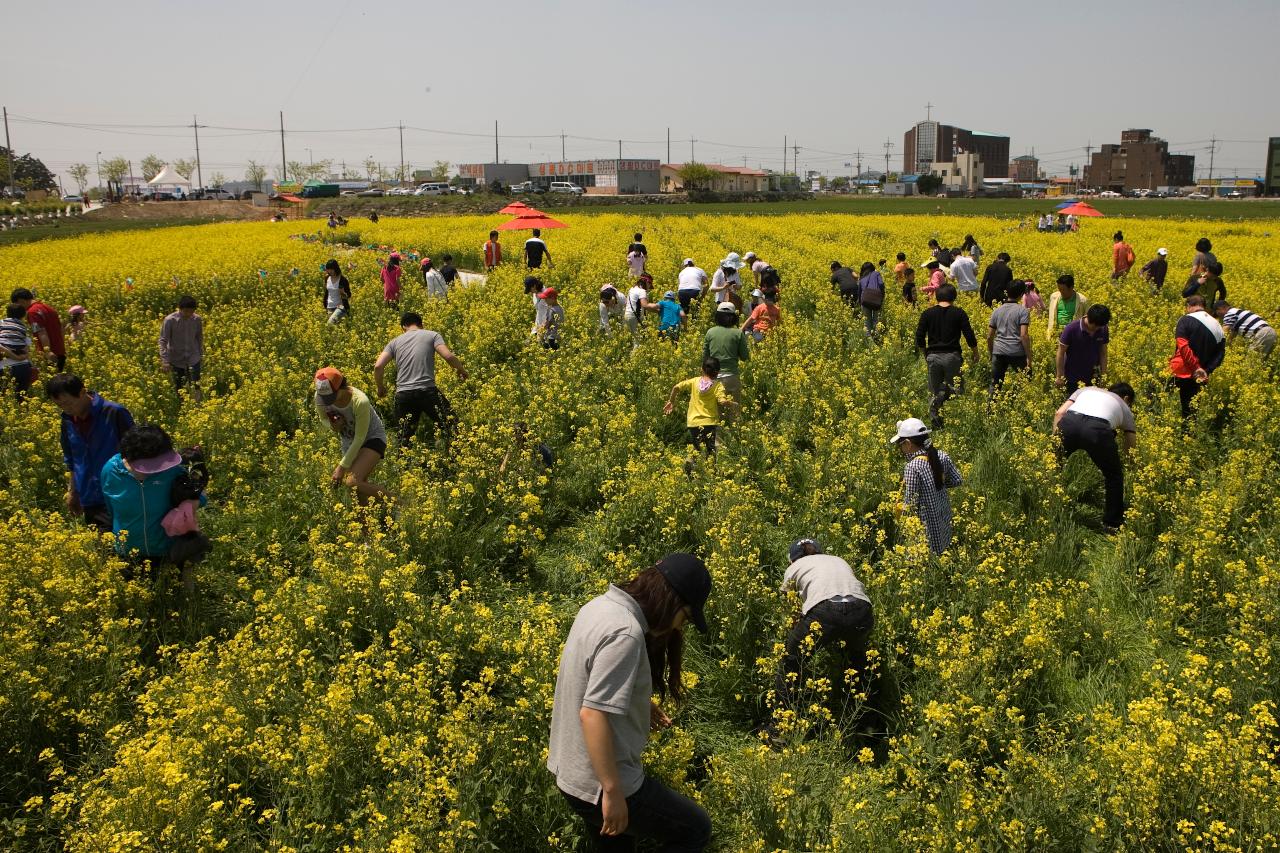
548, 554, 712, 850
771, 539, 874, 734
374, 312, 468, 447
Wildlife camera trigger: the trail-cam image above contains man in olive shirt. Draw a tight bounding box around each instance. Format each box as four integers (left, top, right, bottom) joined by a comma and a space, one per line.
703, 303, 750, 402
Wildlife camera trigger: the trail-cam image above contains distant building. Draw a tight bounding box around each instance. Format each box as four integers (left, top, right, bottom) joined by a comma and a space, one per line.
931, 152, 985, 193
904, 120, 1010, 178
1010, 155, 1039, 182
660, 164, 770, 193
1085, 129, 1195, 193
1265, 137, 1280, 196
458, 160, 659, 194
457, 163, 532, 189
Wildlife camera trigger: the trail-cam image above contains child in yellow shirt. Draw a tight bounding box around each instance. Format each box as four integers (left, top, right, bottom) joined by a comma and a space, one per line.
663, 357, 738, 454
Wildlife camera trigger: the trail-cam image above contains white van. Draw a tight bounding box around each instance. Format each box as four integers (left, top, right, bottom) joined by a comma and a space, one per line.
415, 182, 450, 196
549, 181, 584, 195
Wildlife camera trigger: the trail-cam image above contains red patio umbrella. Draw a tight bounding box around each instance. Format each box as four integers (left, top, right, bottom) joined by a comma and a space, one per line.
497, 213, 568, 231
1057, 201, 1104, 217
499, 200, 531, 214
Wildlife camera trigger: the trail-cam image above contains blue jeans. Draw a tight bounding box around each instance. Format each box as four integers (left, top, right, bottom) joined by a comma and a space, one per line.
561, 775, 711, 852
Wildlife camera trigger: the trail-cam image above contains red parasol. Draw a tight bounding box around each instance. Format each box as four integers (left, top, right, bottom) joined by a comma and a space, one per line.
1057, 201, 1104, 217
499, 200, 532, 214
497, 214, 568, 231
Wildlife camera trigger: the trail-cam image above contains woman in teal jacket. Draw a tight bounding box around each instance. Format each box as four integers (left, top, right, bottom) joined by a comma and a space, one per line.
100, 424, 204, 561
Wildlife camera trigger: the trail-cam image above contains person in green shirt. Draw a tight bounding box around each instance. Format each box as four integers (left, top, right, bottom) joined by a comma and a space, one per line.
702, 303, 750, 402
1046, 274, 1090, 341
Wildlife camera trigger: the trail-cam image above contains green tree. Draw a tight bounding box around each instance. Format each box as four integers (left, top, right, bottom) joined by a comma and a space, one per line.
140, 154, 165, 182
431, 160, 451, 181
916, 174, 943, 195
173, 159, 196, 181
100, 156, 130, 195
0, 147, 59, 192
245, 160, 267, 191
209, 172, 227, 190
68, 163, 91, 194
363, 157, 378, 182
676, 162, 717, 191
287, 160, 309, 183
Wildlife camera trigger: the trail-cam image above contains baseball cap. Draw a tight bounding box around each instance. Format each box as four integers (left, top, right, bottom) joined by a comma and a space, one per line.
655, 553, 712, 632
682, 258, 695, 266
715, 302, 738, 315
751, 288, 763, 298
69, 305, 87, 316
744, 251, 757, 261
538, 287, 559, 299
663, 290, 676, 299
600, 284, 617, 298
314, 367, 344, 404
788, 538, 823, 563
890, 417, 931, 445
419, 256, 432, 266
1157, 248, 1168, 255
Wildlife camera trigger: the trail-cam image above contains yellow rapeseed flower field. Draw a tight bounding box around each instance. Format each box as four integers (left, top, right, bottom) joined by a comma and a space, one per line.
1, 211, 1278, 851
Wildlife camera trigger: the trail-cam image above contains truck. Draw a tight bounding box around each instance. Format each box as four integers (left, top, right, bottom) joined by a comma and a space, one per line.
300, 182, 340, 199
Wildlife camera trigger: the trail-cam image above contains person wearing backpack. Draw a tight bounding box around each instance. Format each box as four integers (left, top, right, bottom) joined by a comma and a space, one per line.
914, 284, 978, 428
1111, 231, 1136, 281
46, 373, 136, 531
857, 261, 886, 338
624, 273, 659, 346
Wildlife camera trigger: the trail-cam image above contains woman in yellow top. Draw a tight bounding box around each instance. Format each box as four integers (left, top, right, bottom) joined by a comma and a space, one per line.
663, 357, 738, 454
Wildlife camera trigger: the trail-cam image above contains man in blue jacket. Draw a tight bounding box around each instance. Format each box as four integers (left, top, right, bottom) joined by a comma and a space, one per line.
46, 374, 134, 530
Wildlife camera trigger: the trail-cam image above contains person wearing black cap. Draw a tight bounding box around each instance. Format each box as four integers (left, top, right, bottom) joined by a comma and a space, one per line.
548, 554, 713, 850
771, 539, 873, 732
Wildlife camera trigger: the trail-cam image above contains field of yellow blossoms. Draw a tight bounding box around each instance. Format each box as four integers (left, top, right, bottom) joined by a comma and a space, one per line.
1, 209, 1278, 851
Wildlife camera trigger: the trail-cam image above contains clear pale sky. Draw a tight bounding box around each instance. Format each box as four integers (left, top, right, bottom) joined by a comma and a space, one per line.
4, 0, 1277, 190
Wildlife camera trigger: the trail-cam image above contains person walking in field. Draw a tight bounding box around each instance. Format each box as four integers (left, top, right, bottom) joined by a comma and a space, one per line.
988, 280, 1032, 390
535, 287, 565, 350
421, 257, 448, 300
857, 261, 886, 338
962, 234, 983, 270
830, 261, 859, 307
483, 230, 503, 271
892, 418, 962, 555
901, 267, 918, 307
664, 356, 737, 455
64, 305, 89, 344
703, 303, 750, 402
980, 253, 1013, 307
1140, 248, 1169, 292
381, 252, 403, 308
1183, 261, 1227, 305
374, 312, 468, 448
1022, 280, 1046, 315
1191, 237, 1217, 276
598, 285, 624, 334
46, 373, 135, 531
770, 538, 874, 734
0, 302, 34, 397
1111, 231, 1136, 281
741, 293, 780, 343
11, 288, 66, 372
1055, 304, 1111, 393
439, 255, 460, 290
525, 228, 553, 270
656, 291, 685, 342
710, 254, 744, 311
947, 247, 979, 297
1213, 300, 1276, 357
921, 259, 945, 301
1053, 383, 1137, 532
323, 259, 351, 324
1169, 295, 1226, 418
914, 284, 978, 428
624, 273, 659, 345
1046, 274, 1089, 341
677, 258, 707, 314
626, 233, 648, 277
892, 252, 909, 285
314, 367, 389, 507
159, 295, 204, 403
548, 554, 713, 851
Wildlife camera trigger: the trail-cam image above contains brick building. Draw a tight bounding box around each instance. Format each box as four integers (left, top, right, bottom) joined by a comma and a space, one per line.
904, 121, 1010, 179
1085, 129, 1195, 192
1010, 154, 1040, 182
1265, 137, 1280, 196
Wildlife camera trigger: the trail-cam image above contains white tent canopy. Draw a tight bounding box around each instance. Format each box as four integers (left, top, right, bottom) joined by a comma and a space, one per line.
148, 165, 191, 187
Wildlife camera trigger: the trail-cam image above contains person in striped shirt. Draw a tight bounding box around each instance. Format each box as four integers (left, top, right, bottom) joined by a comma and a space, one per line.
1213, 300, 1276, 357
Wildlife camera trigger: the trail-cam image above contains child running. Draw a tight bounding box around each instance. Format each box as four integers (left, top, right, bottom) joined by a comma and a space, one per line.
381, 253, 403, 308
664, 357, 738, 455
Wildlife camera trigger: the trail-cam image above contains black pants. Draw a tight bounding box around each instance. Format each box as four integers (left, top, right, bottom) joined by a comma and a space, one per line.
687, 426, 716, 455
1059, 411, 1125, 528
678, 291, 700, 313
54, 353, 66, 372
561, 776, 711, 852
2, 362, 33, 397
1175, 376, 1200, 418
394, 386, 454, 444
774, 598, 874, 712
990, 353, 1027, 389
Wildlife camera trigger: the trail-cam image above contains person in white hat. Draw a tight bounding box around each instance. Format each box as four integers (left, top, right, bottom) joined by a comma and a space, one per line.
1139, 247, 1169, 293
711, 253, 744, 311
677, 258, 708, 315
744, 251, 768, 287
891, 418, 962, 555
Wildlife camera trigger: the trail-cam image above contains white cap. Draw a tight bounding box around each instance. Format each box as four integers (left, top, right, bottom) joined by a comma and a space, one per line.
744, 251, 757, 261
682, 258, 695, 266
715, 302, 738, 314
751, 288, 763, 297
1157, 248, 1168, 255
890, 417, 931, 445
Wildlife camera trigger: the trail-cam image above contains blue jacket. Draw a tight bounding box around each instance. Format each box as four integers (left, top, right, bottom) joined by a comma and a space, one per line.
60, 394, 134, 509
100, 454, 204, 558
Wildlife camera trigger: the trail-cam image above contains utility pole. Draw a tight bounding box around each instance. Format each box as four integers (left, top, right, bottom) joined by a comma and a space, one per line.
884, 138, 894, 177
279, 111, 287, 184
793, 142, 801, 177
690, 137, 695, 162
619, 140, 623, 161
192, 115, 204, 191
399, 121, 405, 183
3, 106, 14, 198
666, 127, 670, 165
783, 136, 787, 174
494, 120, 499, 164
561, 130, 566, 162
95, 151, 102, 197
1207, 135, 1217, 183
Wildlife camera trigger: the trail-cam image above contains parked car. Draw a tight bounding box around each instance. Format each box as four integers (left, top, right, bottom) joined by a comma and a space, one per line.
388, 186, 415, 196
549, 181, 584, 195
1227, 190, 1244, 199
1098, 190, 1122, 198
1187, 192, 1209, 199
61, 194, 84, 203
449, 186, 472, 196
356, 188, 385, 197
510, 181, 545, 194
194, 188, 233, 200
414, 182, 450, 196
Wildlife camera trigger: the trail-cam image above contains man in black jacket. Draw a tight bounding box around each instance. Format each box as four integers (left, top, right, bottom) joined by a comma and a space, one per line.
915, 284, 978, 427
980, 252, 1014, 306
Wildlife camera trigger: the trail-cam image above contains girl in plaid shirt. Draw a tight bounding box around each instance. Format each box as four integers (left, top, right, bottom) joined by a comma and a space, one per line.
891, 418, 962, 555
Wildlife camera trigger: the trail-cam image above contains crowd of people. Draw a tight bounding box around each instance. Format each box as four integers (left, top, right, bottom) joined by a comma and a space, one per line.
4, 218, 1275, 851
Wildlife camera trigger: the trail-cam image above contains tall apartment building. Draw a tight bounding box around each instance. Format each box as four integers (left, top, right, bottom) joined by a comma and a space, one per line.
1265, 137, 1280, 196
1085, 129, 1195, 192
904, 121, 1010, 179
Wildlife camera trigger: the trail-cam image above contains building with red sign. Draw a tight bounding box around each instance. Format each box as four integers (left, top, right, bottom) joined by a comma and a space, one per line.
458, 159, 660, 194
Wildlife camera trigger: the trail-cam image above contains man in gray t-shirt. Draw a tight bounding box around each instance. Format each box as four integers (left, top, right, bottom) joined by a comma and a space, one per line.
374, 311, 468, 446
986, 280, 1032, 390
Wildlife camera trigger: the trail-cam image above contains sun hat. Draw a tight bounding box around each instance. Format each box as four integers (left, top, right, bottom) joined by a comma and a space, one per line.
721, 252, 745, 270
538, 286, 559, 299
1157, 248, 1168, 255
314, 366, 345, 405
419, 256, 432, 267
69, 305, 87, 316
890, 417, 932, 445
663, 290, 676, 299
744, 251, 757, 261
715, 302, 738, 315
788, 538, 823, 564
655, 553, 712, 632
922, 259, 940, 269
682, 258, 695, 266
129, 450, 183, 475
600, 284, 617, 298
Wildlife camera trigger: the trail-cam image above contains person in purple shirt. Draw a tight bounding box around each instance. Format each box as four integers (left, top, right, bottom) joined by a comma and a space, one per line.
1055, 304, 1111, 393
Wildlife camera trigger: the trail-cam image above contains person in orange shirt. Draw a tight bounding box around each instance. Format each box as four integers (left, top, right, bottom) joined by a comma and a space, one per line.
1111, 231, 1136, 281
892, 252, 908, 284
483, 230, 502, 271
742, 295, 780, 342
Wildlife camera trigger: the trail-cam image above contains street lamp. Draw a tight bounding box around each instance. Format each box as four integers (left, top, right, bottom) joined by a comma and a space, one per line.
306, 148, 313, 165
95, 151, 102, 201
